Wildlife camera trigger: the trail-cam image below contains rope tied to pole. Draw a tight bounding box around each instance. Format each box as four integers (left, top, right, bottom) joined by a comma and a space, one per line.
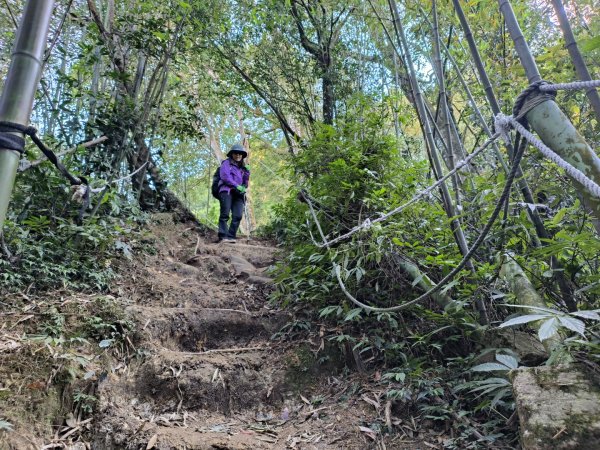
0, 120, 86, 187
495, 112, 600, 199
512, 80, 556, 125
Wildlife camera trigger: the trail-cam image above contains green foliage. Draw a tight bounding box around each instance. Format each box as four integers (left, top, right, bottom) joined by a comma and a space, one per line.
73, 391, 98, 415
1, 162, 146, 294
80, 296, 134, 346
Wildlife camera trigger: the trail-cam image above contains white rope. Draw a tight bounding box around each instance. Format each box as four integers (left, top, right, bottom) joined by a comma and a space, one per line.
495, 113, 600, 199
313, 132, 500, 248
539, 79, 600, 92
88, 161, 149, 194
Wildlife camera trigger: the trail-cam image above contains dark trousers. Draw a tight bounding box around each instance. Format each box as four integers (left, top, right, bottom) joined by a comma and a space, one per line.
218, 192, 244, 239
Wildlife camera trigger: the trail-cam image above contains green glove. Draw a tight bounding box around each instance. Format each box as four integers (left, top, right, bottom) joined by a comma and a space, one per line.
236, 185, 247, 194
243, 164, 250, 172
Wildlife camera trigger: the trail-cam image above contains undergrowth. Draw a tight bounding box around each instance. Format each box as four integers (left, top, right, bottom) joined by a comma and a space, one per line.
1, 160, 148, 294
267, 100, 600, 447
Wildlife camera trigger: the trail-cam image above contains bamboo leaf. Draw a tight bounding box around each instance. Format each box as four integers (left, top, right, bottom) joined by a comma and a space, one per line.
499, 314, 548, 328
495, 354, 518, 369
344, 308, 363, 321
490, 388, 510, 407
580, 35, 600, 53
505, 304, 560, 314
571, 310, 600, 321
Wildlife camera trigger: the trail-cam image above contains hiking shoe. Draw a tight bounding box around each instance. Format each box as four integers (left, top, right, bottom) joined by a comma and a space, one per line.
223, 237, 236, 243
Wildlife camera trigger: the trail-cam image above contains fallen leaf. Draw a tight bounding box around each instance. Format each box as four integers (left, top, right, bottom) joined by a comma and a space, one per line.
361, 394, 380, 409
146, 434, 158, 449
359, 426, 377, 441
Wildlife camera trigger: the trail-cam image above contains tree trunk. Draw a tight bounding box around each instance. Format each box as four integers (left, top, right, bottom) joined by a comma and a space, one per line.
499, 255, 561, 354
499, 0, 600, 235
550, 0, 600, 122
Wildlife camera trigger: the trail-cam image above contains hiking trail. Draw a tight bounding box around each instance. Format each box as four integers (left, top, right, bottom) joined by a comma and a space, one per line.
88, 213, 425, 449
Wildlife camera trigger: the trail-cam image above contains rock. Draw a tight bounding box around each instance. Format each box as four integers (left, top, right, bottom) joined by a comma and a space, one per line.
247, 275, 273, 286
228, 255, 256, 279
511, 365, 600, 449
498, 329, 548, 366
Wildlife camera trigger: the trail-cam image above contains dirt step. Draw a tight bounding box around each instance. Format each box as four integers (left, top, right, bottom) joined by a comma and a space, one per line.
111, 349, 286, 416
185, 253, 274, 285
205, 242, 279, 269
93, 421, 276, 450
129, 306, 289, 351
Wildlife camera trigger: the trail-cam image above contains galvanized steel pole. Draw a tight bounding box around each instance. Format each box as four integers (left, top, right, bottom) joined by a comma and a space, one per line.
0, 1, 55, 227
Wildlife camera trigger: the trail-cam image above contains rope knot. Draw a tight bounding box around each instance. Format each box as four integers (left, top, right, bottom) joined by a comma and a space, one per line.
24, 126, 37, 136
494, 113, 513, 145
362, 218, 372, 230
512, 80, 556, 123
70, 184, 88, 203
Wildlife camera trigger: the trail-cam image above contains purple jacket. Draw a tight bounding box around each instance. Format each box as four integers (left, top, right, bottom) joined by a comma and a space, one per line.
218, 158, 250, 194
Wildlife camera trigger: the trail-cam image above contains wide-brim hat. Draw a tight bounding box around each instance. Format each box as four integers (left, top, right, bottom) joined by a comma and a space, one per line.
227, 143, 247, 158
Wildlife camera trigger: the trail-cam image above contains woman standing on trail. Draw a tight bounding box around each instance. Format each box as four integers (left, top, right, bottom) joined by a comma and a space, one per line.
217, 143, 250, 242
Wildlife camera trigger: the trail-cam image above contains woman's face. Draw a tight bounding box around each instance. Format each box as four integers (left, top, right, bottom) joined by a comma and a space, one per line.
232, 152, 244, 162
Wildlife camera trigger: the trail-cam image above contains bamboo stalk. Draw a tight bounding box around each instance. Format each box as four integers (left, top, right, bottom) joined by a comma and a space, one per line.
387, 0, 488, 322
454, 0, 576, 310
550, 0, 600, 121
499, 254, 561, 354
0, 0, 55, 228
498, 0, 600, 235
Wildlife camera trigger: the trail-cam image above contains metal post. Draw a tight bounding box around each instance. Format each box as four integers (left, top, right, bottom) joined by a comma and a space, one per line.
499, 0, 600, 229
0, 0, 55, 227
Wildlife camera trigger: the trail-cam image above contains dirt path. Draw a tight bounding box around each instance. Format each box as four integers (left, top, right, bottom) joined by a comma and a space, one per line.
89, 214, 413, 449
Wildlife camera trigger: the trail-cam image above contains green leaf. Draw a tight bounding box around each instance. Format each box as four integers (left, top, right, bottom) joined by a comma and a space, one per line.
557, 316, 586, 337
551, 208, 567, 225
344, 308, 363, 321
499, 314, 549, 328
580, 35, 600, 53
505, 304, 560, 315
538, 318, 559, 341
495, 354, 518, 370
571, 310, 600, 321
471, 363, 511, 372
490, 388, 511, 408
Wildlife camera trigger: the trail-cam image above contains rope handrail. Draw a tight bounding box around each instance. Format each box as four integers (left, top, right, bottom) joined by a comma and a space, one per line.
307, 135, 528, 313
539, 79, 600, 92
495, 113, 600, 199
309, 78, 600, 312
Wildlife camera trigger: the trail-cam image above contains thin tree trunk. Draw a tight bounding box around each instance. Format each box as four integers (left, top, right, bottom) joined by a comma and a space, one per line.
237, 107, 257, 232
550, 0, 600, 122
387, 0, 488, 323
454, 0, 577, 311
